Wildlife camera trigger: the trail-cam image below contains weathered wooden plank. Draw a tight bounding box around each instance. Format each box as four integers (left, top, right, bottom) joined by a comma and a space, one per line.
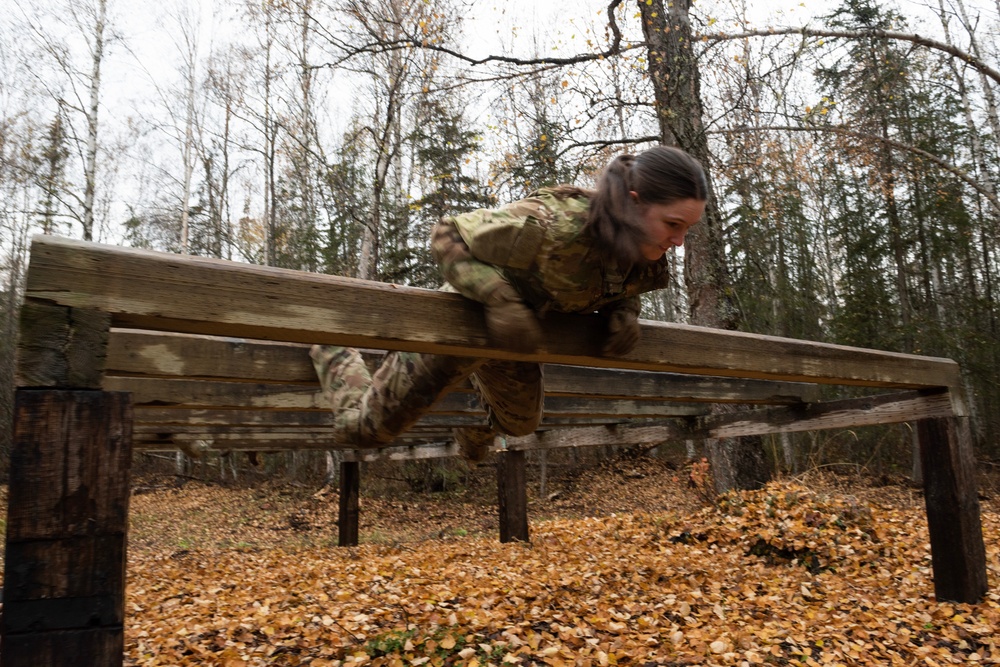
27, 236, 963, 391
506, 391, 960, 450
105, 377, 326, 409
117, 377, 708, 424
107, 330, 820, 404
339, 462, 360, 547
2, 390, 131, 667
918, 417, 987, 603
497, 450, 529, 543
342, 443, 458, 462
508, 424, 684, 451
16, 299, 110, 389
130, 398, 708, 428
695, 390, 957, 439
107, 329, 318, 382
134, 408, 337, 427
542, 365, 820, 404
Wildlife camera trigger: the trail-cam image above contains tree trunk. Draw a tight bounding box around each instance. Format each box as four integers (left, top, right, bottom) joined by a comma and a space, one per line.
640, 0, 769, 492
82, 0, 107, 241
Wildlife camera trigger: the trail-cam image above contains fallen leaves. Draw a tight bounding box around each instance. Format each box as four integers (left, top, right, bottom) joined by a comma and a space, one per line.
110, 477, 1000, 666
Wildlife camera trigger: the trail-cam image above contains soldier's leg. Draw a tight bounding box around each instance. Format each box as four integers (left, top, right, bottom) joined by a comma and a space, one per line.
453, 427, 497, 462
311, 345, 483, 448
469, 360, 544, 436
310, 345, 371, 443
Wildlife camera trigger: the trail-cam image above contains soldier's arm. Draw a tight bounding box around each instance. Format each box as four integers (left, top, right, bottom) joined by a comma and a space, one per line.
430, 215, 516, 304
431, 214, 543, 352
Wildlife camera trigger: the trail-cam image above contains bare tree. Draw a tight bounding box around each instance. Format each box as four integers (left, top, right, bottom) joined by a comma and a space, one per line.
19, 0, 114, 241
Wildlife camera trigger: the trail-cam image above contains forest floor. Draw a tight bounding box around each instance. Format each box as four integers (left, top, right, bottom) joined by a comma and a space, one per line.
4, 454, 1000, 666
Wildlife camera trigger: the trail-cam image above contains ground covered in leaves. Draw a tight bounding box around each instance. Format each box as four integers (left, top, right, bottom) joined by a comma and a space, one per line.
8, 457, 1000, 666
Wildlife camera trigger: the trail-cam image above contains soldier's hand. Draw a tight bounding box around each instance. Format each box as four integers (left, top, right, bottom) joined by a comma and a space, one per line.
483, 283, 542, 353
602, 308, 640, 356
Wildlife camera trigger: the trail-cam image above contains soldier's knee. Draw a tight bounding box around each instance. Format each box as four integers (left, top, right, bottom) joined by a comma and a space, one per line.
495, 411, 541, 437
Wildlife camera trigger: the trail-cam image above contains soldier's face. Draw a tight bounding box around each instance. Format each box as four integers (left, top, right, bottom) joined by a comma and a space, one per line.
633, 195, 706, 261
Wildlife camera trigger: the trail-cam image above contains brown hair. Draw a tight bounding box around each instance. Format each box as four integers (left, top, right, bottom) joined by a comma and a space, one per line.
585, 146, 707, 263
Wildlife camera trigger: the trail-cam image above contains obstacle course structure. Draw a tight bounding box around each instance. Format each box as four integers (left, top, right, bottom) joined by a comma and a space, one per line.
2, 236, 988, 666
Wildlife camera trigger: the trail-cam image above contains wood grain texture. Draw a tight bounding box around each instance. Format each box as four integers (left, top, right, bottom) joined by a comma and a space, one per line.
17, 299, 109, 389
0, 628, 123, 667
104, 371, 720, 418
26, 236, 963, 391
339, 462, 360, 547
918, 417, 988, 603
6, 390, 132, 538
2, 390, 131, 667
505, 391, 959, 450
497, 450, 529, 543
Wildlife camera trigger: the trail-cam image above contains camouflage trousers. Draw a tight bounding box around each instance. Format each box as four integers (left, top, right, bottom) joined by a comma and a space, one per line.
310, 345, 543, 457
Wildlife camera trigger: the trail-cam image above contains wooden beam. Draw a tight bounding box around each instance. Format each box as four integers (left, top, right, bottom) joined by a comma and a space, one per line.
17, 299, 110, 389
2, 390, 132, 667
106, 329, 317, 382
694, 390, 957, 439
497, 450, 529, 543
338, 462, 360, 547
342, 443, 457, 463
918, 417, 987, 603
542, 365, 820, 404
134, 408, 336, 427
105, 377, 326, 409
115, 374, 712, 414
506, 391, 959, 450
130, 398, 709, 427
105, 329, 820, 406
27, 236, 963, 392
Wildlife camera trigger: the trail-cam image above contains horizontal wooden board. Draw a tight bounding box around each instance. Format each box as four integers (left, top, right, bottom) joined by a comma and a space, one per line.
506, 390, 958, 450
105, 331, 819, 405
26, 236, 963, 393
106, 374, 786, 413
131, 400, 707, 427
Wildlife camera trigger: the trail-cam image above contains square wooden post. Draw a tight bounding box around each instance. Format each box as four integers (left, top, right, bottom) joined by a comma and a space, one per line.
497, 449, 529, 543
917, 416, 987, 603
338, 460, 360, 546
2, 390, 133, 667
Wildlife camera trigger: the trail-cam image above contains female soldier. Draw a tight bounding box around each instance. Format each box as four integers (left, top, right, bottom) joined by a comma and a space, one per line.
311, 145, 708, 460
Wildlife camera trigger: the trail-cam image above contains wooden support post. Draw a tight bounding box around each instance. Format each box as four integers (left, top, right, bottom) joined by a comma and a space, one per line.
2, 390, 132, 667
917, 416, 987, 603
497, 450, 529, 543
338, 461, 360, 547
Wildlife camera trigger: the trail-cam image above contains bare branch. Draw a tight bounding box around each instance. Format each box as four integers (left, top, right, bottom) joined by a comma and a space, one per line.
699, 27, 1000, 88
554, 135, 661, 160
312, 0, 627, 70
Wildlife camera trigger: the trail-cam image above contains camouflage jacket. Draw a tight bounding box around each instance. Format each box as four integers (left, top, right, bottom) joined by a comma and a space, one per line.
430, 187, 671, 317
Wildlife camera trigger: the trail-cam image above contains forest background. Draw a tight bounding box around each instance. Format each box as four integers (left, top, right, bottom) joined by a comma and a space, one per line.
2, 0, 999, 481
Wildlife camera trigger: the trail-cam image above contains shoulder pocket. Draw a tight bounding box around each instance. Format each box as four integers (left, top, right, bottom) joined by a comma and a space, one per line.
466, 215, 544, 271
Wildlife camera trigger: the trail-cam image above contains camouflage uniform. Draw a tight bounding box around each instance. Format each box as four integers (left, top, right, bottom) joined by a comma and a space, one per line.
312, 187, 672, 460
